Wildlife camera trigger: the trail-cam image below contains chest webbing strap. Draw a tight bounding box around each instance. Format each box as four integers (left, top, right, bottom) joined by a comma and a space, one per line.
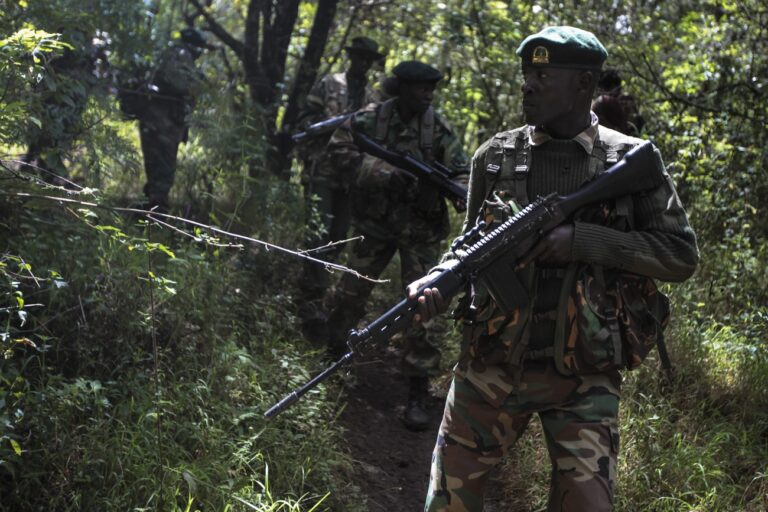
374, 99, 435, 160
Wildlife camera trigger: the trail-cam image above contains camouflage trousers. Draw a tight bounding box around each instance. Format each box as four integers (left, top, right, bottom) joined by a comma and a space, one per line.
139, 103, 187, 199
425, 359, 621, 511
325, 231, 442, 376
297, 162, 352, 319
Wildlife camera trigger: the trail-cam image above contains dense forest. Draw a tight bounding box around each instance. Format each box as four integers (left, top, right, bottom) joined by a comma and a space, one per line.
1, 1, 766, 511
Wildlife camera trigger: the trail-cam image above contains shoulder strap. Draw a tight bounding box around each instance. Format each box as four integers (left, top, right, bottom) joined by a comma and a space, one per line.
594, 138, 638, 228
419, 106, 435, 161
510, 130, 531, 205
482, 130, 529, 204
375, 98, 396, 142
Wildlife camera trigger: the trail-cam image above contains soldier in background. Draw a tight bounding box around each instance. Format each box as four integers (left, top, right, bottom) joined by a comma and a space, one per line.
320, 61, 470, 431
138, 28, 208, 211
22, 30, 102, 187
591, 68, 645, 136
295, 36, 385, 340
409, 27, 698, 510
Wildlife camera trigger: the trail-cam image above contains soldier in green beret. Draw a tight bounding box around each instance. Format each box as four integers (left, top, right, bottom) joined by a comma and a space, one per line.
294, 36, 385, 339
407, 26, 699, 510
320, 60, 470, 431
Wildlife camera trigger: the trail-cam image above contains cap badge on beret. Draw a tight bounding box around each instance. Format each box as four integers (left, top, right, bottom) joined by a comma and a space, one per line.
532, 46, 549, 65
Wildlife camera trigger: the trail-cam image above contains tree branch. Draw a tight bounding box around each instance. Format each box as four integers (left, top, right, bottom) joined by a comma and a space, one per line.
187, 0, 244, 55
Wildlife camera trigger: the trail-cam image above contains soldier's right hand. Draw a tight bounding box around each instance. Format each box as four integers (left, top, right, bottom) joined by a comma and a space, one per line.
406, 273, 447, 325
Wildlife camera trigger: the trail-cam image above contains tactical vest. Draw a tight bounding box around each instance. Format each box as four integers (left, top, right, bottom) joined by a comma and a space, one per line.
467, 127, 671, 375
373, 98, 435, 162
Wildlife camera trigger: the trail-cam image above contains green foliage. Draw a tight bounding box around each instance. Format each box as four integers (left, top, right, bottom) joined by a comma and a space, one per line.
0, 28, 66, 145
1, 0, 767, 510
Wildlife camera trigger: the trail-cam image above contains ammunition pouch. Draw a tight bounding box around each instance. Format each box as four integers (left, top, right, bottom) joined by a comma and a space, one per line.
558, 264, 670, 374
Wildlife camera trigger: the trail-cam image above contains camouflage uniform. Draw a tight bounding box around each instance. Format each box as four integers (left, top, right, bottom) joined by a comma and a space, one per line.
325, 97, 469, 377
139, 37, 204, 206
23, 35, 98, 183
425, 114, 699, 510
295, 71, 378, 320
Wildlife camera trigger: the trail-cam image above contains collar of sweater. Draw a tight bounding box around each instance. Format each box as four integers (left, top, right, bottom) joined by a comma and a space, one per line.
527, 111, 600, 154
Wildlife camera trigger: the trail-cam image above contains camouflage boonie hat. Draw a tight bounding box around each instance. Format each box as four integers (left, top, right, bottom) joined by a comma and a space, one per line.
516, 26, 607, 70
392, 60, 443, 83
345, 36, 385, 60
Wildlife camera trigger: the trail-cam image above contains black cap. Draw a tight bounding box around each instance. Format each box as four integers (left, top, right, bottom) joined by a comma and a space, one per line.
392, 60, 443, 83
345, 36, 384, 60
516, 26, 607, 70
180, 28, 209, 49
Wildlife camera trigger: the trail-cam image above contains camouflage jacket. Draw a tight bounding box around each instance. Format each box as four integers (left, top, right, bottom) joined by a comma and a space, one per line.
153, 43, 204, 99
448, 117, 699, 406
144, 43, 204, 126
328, 98, 470, 241
296, 72, 377, 161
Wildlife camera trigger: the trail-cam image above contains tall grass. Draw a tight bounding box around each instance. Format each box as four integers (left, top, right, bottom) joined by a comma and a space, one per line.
0, 176, 364, 511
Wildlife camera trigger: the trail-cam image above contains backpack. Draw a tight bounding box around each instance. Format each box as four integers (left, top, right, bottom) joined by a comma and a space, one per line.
116, 65, 153, 120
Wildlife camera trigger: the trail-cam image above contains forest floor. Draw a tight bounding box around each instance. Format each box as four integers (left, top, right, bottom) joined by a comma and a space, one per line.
339, 343, 514, 511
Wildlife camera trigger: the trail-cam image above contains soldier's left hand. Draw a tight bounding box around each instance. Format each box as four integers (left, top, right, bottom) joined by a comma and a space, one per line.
517, 225, 574, 268
406, 273, 446, 325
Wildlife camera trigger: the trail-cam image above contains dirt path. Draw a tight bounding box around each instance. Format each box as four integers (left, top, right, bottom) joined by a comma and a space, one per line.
339, 345, 442, 511
339, 345, 514, 511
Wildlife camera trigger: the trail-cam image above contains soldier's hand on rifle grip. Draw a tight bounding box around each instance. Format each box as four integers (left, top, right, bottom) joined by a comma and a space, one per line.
407, 273, 447, 325
517, 225, 575, 268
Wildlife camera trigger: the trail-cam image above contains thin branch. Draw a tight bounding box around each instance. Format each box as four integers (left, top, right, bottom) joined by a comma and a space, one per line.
298, 235, 363, 255
187, 0, 244, 55
622, 49, 759, 123
1, 191, 388, 284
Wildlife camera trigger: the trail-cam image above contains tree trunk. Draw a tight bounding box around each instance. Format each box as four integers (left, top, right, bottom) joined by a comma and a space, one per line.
272, 0, 340, 176
191, 0, 338, 178
282, 0, 340, 134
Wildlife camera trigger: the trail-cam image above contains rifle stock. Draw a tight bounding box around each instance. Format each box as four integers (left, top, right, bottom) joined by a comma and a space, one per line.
265, 142, 660, 419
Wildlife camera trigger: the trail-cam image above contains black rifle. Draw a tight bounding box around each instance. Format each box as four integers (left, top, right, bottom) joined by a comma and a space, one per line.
265, 142, 661, 419
351, 131, 468, 207
291, 113, 354, 143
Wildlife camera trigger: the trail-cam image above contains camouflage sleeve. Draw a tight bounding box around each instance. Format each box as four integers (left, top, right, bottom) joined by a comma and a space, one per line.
435, 138, 492, 266
571, 146, 700, 281
296, 77, 328, 129
461, 139, 492, 234
327, 111, 372, 174
434, 121, 470, 182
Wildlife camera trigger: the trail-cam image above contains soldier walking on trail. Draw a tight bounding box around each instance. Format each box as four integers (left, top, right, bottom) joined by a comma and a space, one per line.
320, 61, 470, 432
591, 68, 645, 136
137, 28, 208, 211
22, 30, 102, 187
408, 27, 699, 510
295, 36, 385, 339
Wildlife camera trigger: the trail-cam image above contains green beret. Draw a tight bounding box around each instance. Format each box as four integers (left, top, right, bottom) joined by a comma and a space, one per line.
392, 60, 443, 83
516, 26, 607, 70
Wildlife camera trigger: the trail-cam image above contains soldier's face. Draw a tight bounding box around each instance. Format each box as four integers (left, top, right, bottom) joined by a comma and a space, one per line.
520, 66, 581, 127
349, 52, 377, 76
399, 81, 436, 115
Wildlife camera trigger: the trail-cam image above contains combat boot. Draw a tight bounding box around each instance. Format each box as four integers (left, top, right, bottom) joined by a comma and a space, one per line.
402, 376, 430, 431
147, 194, 169, 214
